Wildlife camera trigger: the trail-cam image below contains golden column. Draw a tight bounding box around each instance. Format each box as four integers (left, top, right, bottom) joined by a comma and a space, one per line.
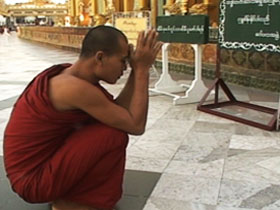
90, 0, 98, 14
68, 0, 78, 25
123, 0, 134, 11
138, 0, 149, 10
151, 0, 157, 27
114, 0, 121, 11
75, 0, 80, 17
72, 0, 81, 25
68, 0, 73, 17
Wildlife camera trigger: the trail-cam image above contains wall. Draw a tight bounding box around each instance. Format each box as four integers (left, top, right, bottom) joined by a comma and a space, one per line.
18, 26, 89, 50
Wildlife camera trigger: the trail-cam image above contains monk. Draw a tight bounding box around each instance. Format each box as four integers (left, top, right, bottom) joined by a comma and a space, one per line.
3, 26, 163, 210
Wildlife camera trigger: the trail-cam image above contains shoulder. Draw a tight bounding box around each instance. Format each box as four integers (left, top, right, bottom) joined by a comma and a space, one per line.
51, 73, 86, 86
49, 74, 103, 111
50, 73, 88, 94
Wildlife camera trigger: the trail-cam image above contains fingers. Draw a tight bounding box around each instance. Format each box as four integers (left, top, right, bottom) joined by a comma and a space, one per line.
153, 41, 163, 55
133, 29, 163, 69
136, 31, 144, 50
145, 30, 155, 47
144, 30, 158, 48
150, 31, 159, 48
137, 29, 158, 49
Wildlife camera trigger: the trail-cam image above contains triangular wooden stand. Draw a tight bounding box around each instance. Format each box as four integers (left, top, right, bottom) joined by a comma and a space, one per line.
197, 47, 278, 131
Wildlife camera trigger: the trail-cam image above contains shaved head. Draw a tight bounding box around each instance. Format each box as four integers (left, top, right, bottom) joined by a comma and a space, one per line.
80, 25, 128, 59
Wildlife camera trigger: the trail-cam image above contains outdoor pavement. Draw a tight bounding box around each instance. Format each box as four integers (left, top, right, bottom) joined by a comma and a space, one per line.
0, 32, 280, 210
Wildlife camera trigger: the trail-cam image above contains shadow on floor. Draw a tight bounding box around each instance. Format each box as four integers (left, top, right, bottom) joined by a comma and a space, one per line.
116, 170, 161, 210
0, 156, 161, 210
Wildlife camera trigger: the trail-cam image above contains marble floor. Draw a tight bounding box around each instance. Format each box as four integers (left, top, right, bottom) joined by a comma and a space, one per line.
0, 32, 280, 210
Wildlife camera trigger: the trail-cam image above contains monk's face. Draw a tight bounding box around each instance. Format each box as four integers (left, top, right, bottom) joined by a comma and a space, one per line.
101, 38, 129, 84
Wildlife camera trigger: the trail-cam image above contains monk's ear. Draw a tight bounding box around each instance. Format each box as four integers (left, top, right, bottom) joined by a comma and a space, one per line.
95, 51, 104, 64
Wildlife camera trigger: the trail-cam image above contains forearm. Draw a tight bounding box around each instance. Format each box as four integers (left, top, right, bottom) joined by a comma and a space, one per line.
114, 29, 162, 134
115, 70, 135, 109
115, 68, 149, 134
128, 69, 150, 134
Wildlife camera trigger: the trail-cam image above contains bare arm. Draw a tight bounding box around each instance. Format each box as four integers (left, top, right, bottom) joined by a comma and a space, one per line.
115, 69, 135, 110
115, 32, 162, 126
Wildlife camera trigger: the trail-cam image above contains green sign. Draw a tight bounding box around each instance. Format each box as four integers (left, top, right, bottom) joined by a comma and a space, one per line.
219, 0, 280, 53
156, 15, 209, 44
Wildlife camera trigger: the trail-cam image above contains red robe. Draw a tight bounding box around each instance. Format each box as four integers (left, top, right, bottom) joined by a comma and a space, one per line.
3, 64, 128, 209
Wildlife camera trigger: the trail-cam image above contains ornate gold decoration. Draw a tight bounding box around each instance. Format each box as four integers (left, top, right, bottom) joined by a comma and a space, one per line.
93, 14, 108, 26
163, 2, 181, 15
180, 0, 189, 14
163, 0, 175, 9
90, 0, 116, 26
163, 0, 190, 15
203, 0, 210, 5
105, 0, 115, 12
189, 3, 207, 15
79, 1, 84, 15
0, 0, 8, 16
8, 0, 67, 18
103, 0, 116, 25
32, 0, 50, 6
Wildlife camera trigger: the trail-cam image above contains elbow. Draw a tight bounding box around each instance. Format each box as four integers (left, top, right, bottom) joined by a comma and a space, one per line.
130, 126, 145, 135
135, 128, 145, 135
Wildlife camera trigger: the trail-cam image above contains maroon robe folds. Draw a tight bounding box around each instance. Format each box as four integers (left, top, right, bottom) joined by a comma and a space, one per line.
3, 64, 128, 209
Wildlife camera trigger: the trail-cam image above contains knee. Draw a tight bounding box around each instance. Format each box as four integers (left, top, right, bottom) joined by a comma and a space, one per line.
71, 123, 129, 151
99, 125, 129, 149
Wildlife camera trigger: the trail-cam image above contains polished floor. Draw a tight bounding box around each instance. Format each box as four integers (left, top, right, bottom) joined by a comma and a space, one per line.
0, 32, 280, 210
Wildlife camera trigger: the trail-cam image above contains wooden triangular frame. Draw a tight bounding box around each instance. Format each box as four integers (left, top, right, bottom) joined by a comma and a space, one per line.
197, 78, 278, 131
196, 3, 279, 131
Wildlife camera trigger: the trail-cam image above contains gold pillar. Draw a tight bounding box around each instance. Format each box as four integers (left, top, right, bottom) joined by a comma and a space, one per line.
90, 0, 98, 14
101, 0, 107, 13
114, 0, 121, 11
138, 0, 149, 10
69, 0, 76, 17
68, 0, 78, 25
75, 0, 80, 16
124, 0, 134, 11
151, 0, 157, 27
